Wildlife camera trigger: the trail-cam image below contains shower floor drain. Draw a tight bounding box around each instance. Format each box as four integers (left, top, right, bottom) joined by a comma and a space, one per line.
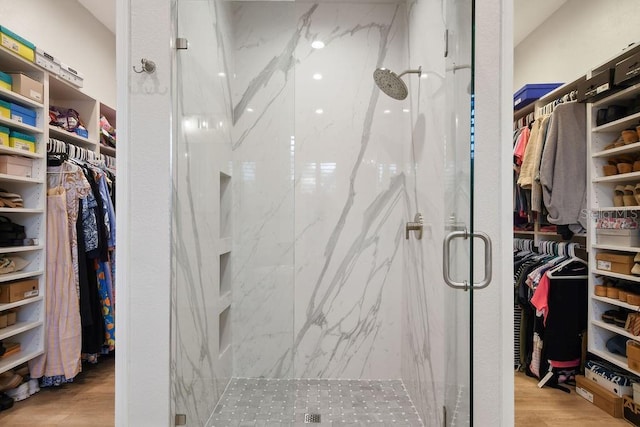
305, 413, 321, 423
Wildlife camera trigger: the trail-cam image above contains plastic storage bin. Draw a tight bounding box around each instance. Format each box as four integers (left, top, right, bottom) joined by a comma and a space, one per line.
0, 71, 11, 91
0, 26, 35, 62
9, 103, 36, 127
0, 125, 8, 147
513, 83, 563, 110
0, 99, 9, 119
9, 131, 35, 153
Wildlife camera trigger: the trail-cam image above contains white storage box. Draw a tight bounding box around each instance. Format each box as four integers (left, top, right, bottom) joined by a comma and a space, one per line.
35, 48, 60, 74
586, 368, 634, 397
56, 61, 84, 88
0, 155, 32, 177
596, 228, 640, 247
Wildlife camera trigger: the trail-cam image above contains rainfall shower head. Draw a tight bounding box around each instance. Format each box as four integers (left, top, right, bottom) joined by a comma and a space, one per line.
373, 66, 422, 100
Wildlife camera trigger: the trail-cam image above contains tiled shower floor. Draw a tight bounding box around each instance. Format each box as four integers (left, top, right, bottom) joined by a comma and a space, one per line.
208, 378, 424, 426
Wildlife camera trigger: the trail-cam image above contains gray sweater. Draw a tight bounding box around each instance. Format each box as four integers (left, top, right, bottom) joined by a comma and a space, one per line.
539, 102, 587, 229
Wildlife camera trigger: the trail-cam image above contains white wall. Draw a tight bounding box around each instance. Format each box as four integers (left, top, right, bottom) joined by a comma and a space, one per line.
116, 0, 173, 425
0, 0, 116, 107
514, 0, 640, 91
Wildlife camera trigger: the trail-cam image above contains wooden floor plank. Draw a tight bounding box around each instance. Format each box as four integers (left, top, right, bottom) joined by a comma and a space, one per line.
515, 371, 629, 426
0, 354, 114, 426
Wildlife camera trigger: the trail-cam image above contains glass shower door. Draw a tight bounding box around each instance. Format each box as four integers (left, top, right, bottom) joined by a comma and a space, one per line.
442, 0, 491, 425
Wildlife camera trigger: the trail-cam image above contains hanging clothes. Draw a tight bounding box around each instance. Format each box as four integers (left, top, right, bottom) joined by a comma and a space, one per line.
29, 186, 82, 385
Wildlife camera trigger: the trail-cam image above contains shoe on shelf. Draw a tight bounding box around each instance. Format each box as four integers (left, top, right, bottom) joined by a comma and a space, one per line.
0, 372, 22, 393
635, 253, 640, 263
614, 185, 625, 207
632, 263, 640, 276
624, 185, 637, 206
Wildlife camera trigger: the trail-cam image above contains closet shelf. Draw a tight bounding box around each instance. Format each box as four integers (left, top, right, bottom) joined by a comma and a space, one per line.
0, 145, 43, 159
0, 86, 44, 110
592, 319, 640, 341
592, 269, 640, 283
0, 173, 43, 184
0, 295, 43, 312
592, 244, 640, 252
592, 111, 640, 134
0, 208, 44, 214
0, 320, 42, 341
589, 348, 640, 378
100, 145, 116, 157
592, 82, 640, 108
593, 295, 640, 311
49, 126, 97, 149
0, 270, 44, 284
591, 206, 640, 212
592, 141, 640, 158
0, 116, 43, 135
0, 349, 44, 374
592, 171, 640, 183
0, 245, 44, 254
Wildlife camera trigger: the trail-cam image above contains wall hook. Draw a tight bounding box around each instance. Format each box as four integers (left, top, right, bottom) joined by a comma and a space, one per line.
133, 58, 156, 74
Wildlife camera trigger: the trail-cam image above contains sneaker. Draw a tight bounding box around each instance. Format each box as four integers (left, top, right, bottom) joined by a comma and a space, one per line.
27, 379, 39, 396
5, 382, 29, 402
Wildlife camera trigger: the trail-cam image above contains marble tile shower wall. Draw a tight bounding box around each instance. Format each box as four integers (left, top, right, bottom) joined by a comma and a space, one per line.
230, 1, 411, 380
402, 0, 447, 424
172, 1, 235, 426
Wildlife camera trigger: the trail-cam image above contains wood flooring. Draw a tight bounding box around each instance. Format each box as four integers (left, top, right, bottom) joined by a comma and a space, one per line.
0, 361, 632, 426
0, 354, 114, 426
515, 371, 629, 426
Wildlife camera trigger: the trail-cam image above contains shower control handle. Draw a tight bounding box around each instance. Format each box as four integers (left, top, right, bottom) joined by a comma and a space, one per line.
405, 213, 424, 240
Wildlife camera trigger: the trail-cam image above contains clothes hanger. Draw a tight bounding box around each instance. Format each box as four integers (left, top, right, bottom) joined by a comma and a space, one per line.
547, 242, 587, 279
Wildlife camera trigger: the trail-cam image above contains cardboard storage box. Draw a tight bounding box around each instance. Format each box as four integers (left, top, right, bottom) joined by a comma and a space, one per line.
9, 103, 36, 127
597, 229, 640, 247
596, 252, 635, 275
0, 26, 34, 62
0, 71, 11, 91
0, 155, 32, 177
0, 312, 6, 328
0, 279, 38, 303
35, 48, 59, 75
625, 396, 640, 426
615, 52, 640, 86
9, 131, 35, 153
585, 368, 634, 397
629, 341, 640, 372
0, 125, 8, 147
578, 69, 615, 103
576, 375, 623, 418
8, 73, 42, 103
5, 309, 15, 325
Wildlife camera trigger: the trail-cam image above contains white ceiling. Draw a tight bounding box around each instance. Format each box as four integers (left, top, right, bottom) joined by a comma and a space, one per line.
77, 0, 566, 48
77, 0, 116, 34
514, 0, 567, 47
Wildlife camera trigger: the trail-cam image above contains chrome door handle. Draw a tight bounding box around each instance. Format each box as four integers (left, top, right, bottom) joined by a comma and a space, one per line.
442, 230, 492, 291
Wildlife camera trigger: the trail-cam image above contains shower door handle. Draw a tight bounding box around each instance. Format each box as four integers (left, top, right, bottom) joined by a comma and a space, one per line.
442, 230, 492, 291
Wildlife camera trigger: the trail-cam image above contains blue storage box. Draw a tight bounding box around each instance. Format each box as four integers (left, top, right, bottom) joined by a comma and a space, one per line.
513, 83, 563, 110
9, 103, 36, 127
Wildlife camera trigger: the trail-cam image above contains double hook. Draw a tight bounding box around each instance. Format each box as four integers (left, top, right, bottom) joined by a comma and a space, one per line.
133, 58, 156, 74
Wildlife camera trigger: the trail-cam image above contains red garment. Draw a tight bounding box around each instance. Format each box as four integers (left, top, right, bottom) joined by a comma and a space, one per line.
513, 127, 531, 166
531, 273, 550, 325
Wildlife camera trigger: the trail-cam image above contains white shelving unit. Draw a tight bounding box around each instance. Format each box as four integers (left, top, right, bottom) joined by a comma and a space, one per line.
0, 42, 115, 374
0, 47, 47, 374
586, 45, 640, 376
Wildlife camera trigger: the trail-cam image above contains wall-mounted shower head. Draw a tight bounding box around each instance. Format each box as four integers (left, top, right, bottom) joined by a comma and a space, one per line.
373, 66, 422, 100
